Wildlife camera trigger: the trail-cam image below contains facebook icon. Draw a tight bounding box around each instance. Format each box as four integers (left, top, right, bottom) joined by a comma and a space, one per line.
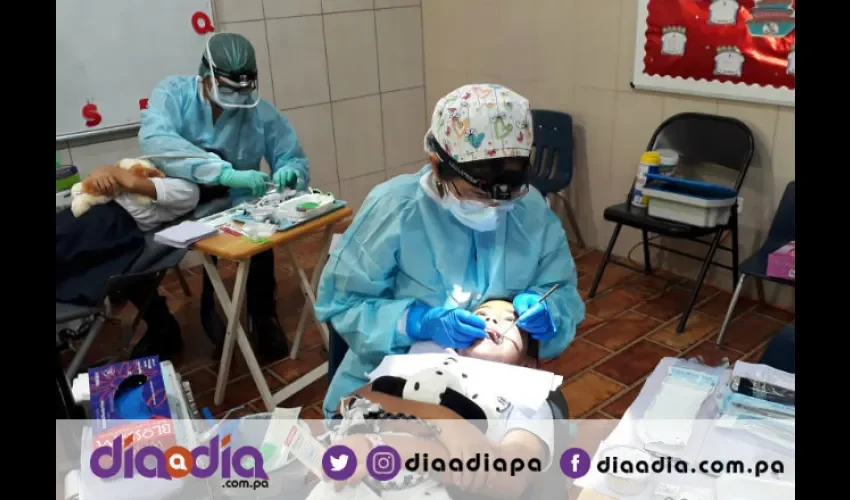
560, 448, 591, 478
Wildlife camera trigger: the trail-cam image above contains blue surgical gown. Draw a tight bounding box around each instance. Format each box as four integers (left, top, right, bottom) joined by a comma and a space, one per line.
315, 167, 586, 416
138, 75, 309, 202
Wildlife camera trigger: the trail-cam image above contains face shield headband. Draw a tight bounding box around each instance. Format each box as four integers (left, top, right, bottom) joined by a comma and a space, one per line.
202, 42, 259, 109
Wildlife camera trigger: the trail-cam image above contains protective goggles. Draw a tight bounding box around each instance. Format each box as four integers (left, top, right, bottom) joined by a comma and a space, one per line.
427, 135, 530, 202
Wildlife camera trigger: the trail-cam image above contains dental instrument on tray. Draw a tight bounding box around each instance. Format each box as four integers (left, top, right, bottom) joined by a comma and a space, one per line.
497, 284, 561, 339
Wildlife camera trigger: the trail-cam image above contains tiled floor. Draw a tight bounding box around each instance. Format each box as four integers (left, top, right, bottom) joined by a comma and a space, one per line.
60, 230, 793, 420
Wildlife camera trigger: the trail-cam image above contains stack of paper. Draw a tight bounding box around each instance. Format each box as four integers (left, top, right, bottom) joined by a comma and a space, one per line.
154, 221, 217, 248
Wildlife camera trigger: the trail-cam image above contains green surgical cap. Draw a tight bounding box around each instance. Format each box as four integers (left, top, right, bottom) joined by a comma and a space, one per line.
199, 33, 258, 76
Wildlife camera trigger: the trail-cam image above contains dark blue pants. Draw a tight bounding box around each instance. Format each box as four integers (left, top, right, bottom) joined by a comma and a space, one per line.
759, 325, 795, 374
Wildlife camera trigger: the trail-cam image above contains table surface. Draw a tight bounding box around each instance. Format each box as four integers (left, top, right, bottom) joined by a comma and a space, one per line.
574, 358, 795, 499
192, 206, 353, 260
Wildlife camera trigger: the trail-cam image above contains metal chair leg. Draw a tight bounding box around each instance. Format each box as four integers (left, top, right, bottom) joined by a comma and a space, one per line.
174, 266, 192, 297
718, 274, 747, 345
589, 224, 622, 298
676, 232, 722, 333
641, 230, 652, 275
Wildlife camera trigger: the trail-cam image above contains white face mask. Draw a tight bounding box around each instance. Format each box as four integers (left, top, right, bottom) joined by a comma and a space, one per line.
444, 192, 512, 232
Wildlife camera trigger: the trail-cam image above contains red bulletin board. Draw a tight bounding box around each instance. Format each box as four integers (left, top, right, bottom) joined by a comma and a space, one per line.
631, 0, 795, 107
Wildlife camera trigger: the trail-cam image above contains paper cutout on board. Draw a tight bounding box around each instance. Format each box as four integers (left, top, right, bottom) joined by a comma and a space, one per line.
192, 11, 214, 35
746, 0, 795, 38
660, 26, 687, 56
713, 46, 745, 77
786, 44, 795, 75
708, 0, 740, 25
82, 103, 102, 127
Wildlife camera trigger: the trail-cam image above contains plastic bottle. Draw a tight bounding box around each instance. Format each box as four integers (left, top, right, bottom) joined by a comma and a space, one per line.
632, 151, 661, 208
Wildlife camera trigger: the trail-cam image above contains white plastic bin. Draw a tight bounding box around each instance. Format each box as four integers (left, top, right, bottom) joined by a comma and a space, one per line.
643, 186, 736, 228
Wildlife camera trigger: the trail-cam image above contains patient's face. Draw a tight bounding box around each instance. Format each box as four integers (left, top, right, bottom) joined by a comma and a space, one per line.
459, 300, 529, 366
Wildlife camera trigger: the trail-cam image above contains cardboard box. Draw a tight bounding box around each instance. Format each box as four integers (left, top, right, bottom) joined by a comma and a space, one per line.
88, 356, 176, 450
767, 241, 795, 280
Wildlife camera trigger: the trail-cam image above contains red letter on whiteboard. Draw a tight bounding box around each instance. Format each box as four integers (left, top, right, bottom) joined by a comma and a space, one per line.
82, 103, 102, 127
139, 98, 149, 110
192, 12, 214, 35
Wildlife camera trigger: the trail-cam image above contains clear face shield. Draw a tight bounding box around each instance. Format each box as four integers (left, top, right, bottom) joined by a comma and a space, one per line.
203, 38, 260, 109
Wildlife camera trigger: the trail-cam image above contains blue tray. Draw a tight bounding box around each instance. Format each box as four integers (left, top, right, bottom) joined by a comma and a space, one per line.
645, 174, 737, 201
232, 199, 348, 231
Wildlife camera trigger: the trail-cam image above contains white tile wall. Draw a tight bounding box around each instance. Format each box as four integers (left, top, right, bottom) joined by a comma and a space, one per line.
324, 11, 380, 100
381, 87, 427, 168
266, 16, 330, 109
263, 0, 322, 18
333, 95, 386, 180
58, 3, 426, 213
376, 7, 424, 91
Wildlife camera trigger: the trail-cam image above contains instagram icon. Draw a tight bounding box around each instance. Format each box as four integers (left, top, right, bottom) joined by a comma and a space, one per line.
366, 446, 402, 481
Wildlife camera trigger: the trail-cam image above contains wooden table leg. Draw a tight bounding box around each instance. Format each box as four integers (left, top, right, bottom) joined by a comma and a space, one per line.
204, 256, 275, 411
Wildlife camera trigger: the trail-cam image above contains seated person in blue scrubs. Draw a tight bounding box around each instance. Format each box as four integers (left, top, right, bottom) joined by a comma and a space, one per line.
138, 32, 310, 361
56, 163, 200, 360
315, 84, 586, 418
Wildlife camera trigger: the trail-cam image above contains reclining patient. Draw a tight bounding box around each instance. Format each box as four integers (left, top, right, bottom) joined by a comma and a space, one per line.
56, 160, 200, 360
320, 300, 553, 500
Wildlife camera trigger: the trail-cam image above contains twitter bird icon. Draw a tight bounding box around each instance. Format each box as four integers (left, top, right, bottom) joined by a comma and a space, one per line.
322, 445, 357, 481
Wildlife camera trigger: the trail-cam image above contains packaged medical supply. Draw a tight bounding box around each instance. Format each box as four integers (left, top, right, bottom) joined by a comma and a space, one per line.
598, 444, 654, 496
767, 241, 795, 280
730, 361, 794, 406
637, 365, 718, 446
655, 149, 679, 178
255, 407, 304, 472
715, 475, 794, 500
654, 482, 713, 500
715, 391, 795, 451
632, 151, 661, 207
88, 356, 176, 451
241, 221, 277, 240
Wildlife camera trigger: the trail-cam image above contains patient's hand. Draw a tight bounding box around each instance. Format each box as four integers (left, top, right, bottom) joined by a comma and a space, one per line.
82, 166, 122, 196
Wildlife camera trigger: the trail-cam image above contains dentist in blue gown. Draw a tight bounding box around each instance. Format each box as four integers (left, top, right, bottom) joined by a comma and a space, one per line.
315, 84, 586, 417
138, 33, 309, 361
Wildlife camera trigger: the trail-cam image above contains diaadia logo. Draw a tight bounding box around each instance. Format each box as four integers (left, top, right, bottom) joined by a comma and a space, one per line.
90, 434, 269, 480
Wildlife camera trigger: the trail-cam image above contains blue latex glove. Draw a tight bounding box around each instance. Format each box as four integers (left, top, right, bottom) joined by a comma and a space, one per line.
219, 168, 270, 197
273, 166, 301, 191
513, 292, 557, 341
406, 304, 487, 349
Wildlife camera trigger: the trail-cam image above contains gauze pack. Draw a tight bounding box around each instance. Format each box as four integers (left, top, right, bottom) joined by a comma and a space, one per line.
637, 366, 718, 446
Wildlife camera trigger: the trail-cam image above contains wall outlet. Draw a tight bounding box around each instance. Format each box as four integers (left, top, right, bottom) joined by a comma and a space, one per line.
737, 196, 744, 214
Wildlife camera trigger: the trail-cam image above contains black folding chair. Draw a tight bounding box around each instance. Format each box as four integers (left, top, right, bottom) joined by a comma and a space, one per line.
717, 182, 795, 344
588, 113, 755, 333
530, 109, 584, 248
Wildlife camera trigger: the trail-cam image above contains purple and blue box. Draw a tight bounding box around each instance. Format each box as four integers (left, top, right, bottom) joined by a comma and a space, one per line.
88, 356, 176, 449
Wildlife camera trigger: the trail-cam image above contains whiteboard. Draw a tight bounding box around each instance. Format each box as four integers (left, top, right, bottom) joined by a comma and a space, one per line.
631, 0, 794, 108
56, 0, 215, 141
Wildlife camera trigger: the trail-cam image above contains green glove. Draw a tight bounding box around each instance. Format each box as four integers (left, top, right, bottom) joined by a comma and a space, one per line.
219, 168, 270, 197
273, 166, 301, 191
